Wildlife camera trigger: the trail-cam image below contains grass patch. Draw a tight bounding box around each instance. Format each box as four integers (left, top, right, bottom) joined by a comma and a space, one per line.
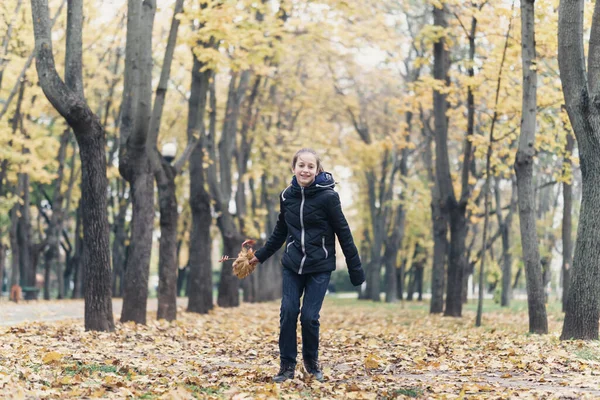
186, 383, 229, 396
64, 362, 119, 376
575, 348, 600, 362
137, 393, 159, 400
327, 295, 564, 317
393, 387, 423, 398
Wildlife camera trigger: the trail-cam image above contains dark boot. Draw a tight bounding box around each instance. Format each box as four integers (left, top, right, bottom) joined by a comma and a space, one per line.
303, 359, 324, 381
273, 362, 295, 383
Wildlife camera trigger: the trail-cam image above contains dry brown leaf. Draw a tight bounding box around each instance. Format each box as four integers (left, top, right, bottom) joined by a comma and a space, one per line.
41, 351, 62, 364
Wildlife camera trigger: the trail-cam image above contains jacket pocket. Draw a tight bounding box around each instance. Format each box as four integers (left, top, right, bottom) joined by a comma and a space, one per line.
322, 236, 328, 259
286, 240, 295, 253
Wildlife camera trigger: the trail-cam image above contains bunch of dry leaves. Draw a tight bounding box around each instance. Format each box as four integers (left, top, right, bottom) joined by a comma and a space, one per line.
1, 297, 600, 399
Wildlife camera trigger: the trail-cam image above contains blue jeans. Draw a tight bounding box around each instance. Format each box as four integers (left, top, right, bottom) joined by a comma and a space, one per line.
279, 268, 331, 365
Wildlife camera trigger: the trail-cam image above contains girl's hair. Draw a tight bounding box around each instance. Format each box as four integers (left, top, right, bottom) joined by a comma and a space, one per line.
292, 148, 324, 173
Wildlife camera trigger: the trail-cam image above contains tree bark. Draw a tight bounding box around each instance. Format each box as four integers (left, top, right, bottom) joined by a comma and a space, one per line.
256, 174, 283, 301
496, 176, 516, 307
111, 183, 129, 298
9, 197, 20, 290
119, 0, 156, 325
476, 127, 493, 327
432, 4, 466, 317
427, 129, 447, 314
31, 0, 114, 331
562, 131, 574, 312
0, 245, 6, 294
18, 173, 33, 293
397, 258, 406, 301
206, 71, 249, 308
186, 48, 214, 315
156, 161, 178, 321
145, 0, 184, 322
558, 0, 600, 340
383, 148, 408, 303
515, 0, 548, 334
43, 128, 70, 300
416, 265, 424, 301
70, 198, 85, 299
366, 170, 386, 302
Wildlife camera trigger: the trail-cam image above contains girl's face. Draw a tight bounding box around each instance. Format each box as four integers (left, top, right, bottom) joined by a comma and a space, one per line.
293, 152, 318, 187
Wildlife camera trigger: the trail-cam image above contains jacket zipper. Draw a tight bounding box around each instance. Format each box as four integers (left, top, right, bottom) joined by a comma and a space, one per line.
286, 240, 294, 253
322, 236, 328, 259
299, 186, 307, 274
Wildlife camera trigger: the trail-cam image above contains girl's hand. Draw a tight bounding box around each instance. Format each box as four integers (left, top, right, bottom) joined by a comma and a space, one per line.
249, 256, 260, 266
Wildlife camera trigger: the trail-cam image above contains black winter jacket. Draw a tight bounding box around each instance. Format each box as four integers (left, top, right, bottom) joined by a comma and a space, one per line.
254, 172, 365, 286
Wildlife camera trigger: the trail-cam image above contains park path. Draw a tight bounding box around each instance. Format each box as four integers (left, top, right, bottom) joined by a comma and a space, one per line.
0, 297, 189, 326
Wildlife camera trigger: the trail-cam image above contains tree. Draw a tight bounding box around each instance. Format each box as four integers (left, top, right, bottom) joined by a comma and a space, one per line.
433, 3, 469, 317
561, 129, 574, 312
515, 0, 548, 334
30, 0, 114, 331
186, 43, 213, 314
119, 0, 156, 325
146, 0, 186, 322
558, 0, 600, 340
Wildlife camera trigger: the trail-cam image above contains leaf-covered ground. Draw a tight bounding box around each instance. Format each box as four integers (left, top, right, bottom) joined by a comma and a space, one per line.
1, 296, 600, 399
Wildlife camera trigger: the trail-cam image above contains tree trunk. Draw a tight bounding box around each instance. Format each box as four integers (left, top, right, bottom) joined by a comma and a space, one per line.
217, 219, 245, 307
497, 177, 516, 307
79, 131, 114, 330
31, 0, 114, 331
44, 128, 70, 300
358, 228, 371, 300
9, 201, 19, 289
119, 0, 157, 325
557, 0, 600, 340
256, 174, 283, 302
383, 146, 408, 303
7, 79, 25, 291
111, 184, 129, 298
149, 0, 185, 322
186, 46, 214, 314
515, 0, 548, 334
120, 170, 154, 323
43, 250, 52, 300
426, 131, 447, 314
0, 245, 6, 294
366, 171, 385, 302
446, 208, 467, 316
396, 258, 406, 300
476, 135, 493, 327
71, 198, 85, 299
206, 71, 249, 308
406, 265, 415, 301
187, 158, 213, 313
18, 173, 33, 291
156, 162, 178, 321
432, 5, 465, 317
561, 131, 574, 312
416, 266, 424, 301
476, 10, 514, 321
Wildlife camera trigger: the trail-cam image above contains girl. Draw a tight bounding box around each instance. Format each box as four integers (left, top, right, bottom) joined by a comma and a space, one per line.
250, 148, 365, 382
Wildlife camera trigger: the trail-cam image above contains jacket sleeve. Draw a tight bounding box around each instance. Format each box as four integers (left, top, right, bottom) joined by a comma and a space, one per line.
326, 191, 365, 286
254, 195, 288, 263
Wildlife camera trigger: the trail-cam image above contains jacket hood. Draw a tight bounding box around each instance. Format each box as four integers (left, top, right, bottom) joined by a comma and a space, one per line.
291, 171, 336, 189
282, 172, 336, 200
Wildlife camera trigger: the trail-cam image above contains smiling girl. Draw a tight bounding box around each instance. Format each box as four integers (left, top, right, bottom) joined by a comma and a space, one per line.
249, 148, 365, 382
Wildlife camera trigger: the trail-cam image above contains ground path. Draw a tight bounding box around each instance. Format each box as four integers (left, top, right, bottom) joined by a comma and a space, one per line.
1, 296, 600, 398
0, 297, 189, 326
